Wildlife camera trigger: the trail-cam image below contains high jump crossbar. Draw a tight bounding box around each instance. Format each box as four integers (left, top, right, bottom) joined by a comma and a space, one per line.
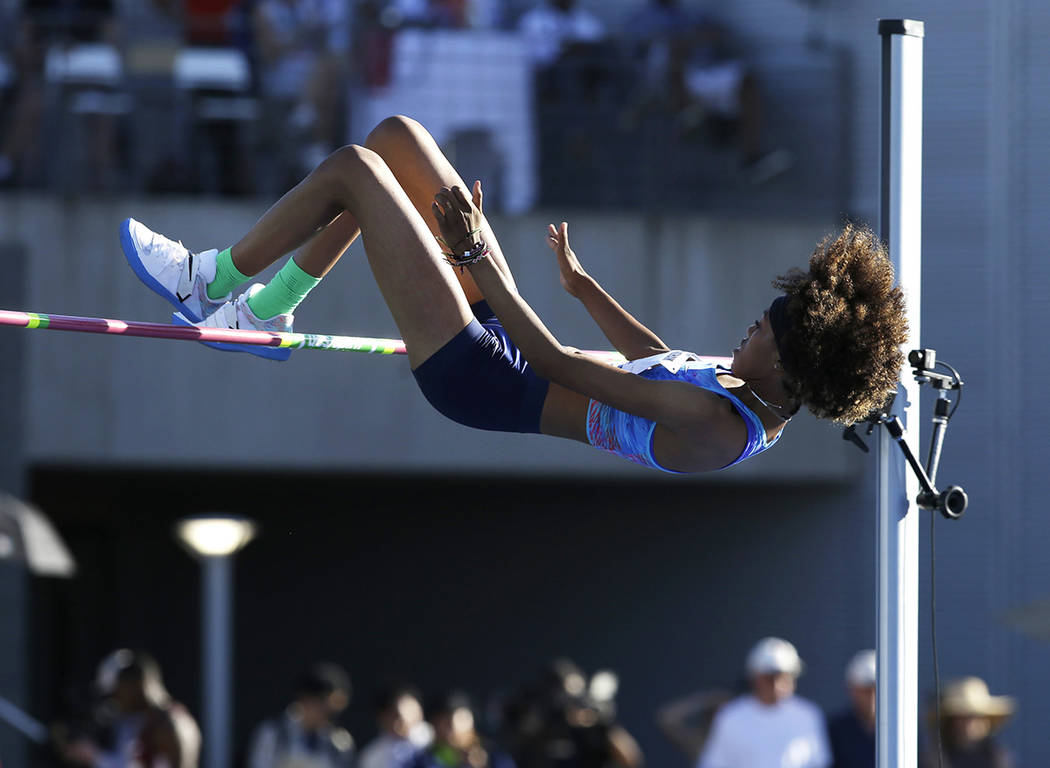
877, 19, 924, 768
0, 308, 667, 365
0, 308, 411, 355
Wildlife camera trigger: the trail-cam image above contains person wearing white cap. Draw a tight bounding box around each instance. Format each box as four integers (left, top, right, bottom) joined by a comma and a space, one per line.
826, 650, 876, 768
695, 637, 830, 768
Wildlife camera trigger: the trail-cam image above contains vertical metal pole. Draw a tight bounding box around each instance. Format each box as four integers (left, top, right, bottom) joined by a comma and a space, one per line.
877, 19, 924, 768
202, 556, 233, 768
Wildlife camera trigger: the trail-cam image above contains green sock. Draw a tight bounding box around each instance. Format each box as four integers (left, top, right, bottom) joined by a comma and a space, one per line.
246, 257, 322, 320
207, 247, 250, 300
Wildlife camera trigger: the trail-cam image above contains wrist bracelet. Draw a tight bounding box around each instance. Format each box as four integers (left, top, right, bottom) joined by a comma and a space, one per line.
443, 239, 491, 270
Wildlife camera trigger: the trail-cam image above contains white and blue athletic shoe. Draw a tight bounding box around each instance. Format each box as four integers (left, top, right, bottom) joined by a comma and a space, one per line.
173, 283, 294, 362
120, 218, 228, 322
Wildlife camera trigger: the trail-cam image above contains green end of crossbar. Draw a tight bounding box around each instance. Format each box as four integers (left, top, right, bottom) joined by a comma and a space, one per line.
26, 313, 50, 329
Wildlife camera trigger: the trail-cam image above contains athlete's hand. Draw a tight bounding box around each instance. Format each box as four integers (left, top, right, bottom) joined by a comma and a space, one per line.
432, 182, 485, 257
547, 221, 589, 298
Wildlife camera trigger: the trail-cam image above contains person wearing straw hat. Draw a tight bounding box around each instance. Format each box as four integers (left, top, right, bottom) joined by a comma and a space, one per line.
919, 677, 1016, 768
118, 115, 908, 474
693, 637, 830, 768
826, 650, 875, 768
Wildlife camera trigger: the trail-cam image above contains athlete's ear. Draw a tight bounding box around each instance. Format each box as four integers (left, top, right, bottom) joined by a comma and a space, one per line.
472, 179, 483, 213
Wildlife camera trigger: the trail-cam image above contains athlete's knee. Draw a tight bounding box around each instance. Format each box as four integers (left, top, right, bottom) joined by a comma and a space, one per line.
364, 115, 424, 153
314, 144, 387, 190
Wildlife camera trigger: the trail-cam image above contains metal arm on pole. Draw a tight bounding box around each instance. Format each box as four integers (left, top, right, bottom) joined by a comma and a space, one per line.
845, 349, 968, 520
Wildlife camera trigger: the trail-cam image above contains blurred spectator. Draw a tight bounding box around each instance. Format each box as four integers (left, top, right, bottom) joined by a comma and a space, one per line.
695, 637, 830, 768
826, 650, 875, 768
385, 0, 430, 27
418, 690, 515, 768
427, 0, 466, 27
58, 649, 200, 768
655, 688, 734, 763
359, 684, 432, 768
0, 0, 118, 187
621, 0, 693, 108
246, 662, 355, 768
385, 0, 475, 28
147, 0, 246, 46
351, 1, 396, 89
919, 677, 1016, 768
253, 0, 350, 176
621, 0, 793, 185
501, 658, 643, 768
518, 0, 614, 108
517, 0, 604, 69
140, 0, 254, 195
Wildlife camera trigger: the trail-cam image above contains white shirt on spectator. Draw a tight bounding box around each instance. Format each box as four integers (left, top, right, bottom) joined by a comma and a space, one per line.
358, 724, 432, 768
517, 3, 605, 66
698, 694, 831, 768
247, 710, 354, 768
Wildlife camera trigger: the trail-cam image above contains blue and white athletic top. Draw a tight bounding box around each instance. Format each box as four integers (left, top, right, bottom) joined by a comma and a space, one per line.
585, 350, 781, 473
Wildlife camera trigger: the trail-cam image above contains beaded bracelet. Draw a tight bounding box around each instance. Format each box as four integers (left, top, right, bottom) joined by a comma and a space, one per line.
443, 239, 491, 270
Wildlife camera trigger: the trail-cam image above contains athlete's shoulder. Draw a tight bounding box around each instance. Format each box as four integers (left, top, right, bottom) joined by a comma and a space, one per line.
667, 383, 750, 467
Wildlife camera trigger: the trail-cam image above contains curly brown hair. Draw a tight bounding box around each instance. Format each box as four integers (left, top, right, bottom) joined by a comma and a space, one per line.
773, 223, 908, 425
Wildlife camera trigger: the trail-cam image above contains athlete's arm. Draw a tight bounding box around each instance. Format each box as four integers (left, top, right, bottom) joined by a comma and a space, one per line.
433, 186, 740, 469
547, 221, 670, 360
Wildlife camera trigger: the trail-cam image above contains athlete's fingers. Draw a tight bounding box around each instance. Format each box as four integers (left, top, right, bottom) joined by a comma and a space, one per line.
434, 190, 454, 215
451, 185, 472, 211
472, 180, 484, 212
438, 187, 468, 221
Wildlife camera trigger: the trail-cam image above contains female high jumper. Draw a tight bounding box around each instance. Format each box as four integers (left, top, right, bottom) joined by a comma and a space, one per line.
120, 116, 908, 474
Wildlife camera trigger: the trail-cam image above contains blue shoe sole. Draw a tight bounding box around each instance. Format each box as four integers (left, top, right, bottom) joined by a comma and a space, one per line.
120, 218, 202, 323
172, 313, 291, 362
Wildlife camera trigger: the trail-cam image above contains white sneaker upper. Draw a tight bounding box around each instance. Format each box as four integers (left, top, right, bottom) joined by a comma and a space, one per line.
190, 284, 294, 334
122, 218, 229, 322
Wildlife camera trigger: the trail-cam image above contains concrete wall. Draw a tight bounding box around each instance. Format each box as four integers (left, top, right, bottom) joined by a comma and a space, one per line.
0, 195, 860, 482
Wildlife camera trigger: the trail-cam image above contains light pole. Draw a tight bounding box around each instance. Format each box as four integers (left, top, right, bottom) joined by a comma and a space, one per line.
176, 515, 256, 768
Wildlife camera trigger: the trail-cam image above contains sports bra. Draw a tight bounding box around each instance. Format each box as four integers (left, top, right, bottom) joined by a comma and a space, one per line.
585, 350, 781, 473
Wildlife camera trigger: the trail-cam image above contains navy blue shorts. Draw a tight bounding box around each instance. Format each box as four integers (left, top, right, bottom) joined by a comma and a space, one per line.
412, 301, 550, 434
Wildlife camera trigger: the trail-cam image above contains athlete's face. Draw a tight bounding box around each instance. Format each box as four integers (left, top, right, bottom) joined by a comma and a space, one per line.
731, 310, 780, 380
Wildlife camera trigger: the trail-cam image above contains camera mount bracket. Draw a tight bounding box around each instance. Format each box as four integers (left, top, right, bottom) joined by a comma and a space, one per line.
843, 348, 968, 519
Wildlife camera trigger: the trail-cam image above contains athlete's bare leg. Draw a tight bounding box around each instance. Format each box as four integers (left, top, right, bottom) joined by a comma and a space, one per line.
229, 116, 511, 297
293, 210, 360, 279
226, 145, 473, 368
364, 115, 517, 305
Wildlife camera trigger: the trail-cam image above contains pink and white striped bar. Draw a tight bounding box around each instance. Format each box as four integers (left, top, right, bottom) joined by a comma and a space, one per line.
0, 308, 733, 367
0, 309, 407, 355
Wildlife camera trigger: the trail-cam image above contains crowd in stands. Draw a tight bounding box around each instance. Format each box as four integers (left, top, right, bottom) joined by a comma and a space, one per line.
44, 638, 1018, 768
0, 0, 796, 201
